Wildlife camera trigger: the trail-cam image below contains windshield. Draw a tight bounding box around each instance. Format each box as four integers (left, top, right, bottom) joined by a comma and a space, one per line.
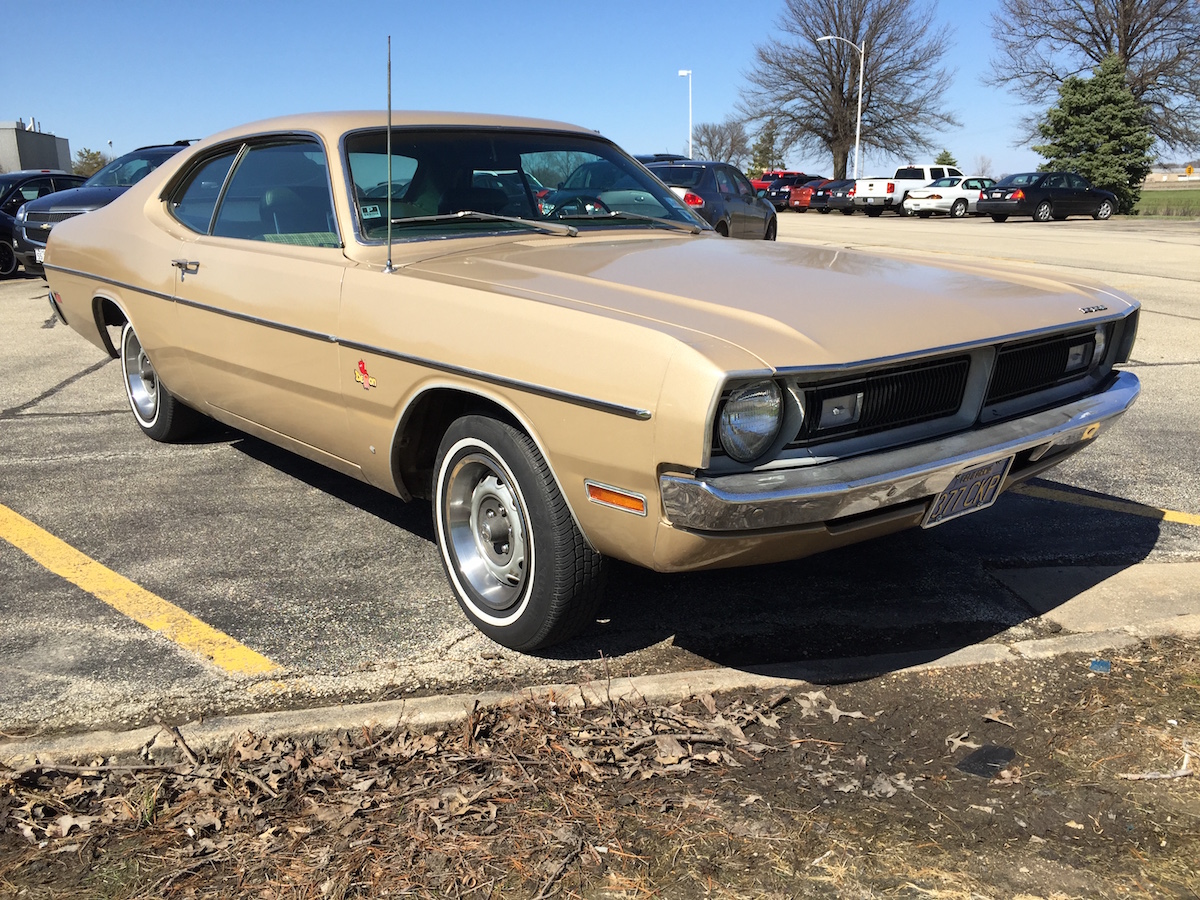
84, 147, 182, 188
344, 129, 702, 240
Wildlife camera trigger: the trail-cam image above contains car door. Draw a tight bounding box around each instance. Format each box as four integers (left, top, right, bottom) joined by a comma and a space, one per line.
1066, 174, 1097, 214
713, 167, 742, 235
167, 138, 356, 470
729, 167, 765, 237
1040, 173, 1071, 214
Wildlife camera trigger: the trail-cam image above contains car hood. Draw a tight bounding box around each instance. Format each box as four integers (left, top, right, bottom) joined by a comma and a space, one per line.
403, 235, 1135, 370
24, 184, 127, 213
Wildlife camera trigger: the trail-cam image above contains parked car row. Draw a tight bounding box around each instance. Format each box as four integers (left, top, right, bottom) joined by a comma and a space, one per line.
759, 166, 1119, 223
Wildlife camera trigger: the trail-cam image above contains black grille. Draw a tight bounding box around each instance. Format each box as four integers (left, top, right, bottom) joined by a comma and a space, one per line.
788, 355, 970, 447
25, 210, 83, 225
985, 330, 1094, 404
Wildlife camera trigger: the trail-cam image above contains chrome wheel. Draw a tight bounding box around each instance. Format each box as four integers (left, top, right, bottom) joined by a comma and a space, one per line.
1095, 199, 1114, 220
122, 322, 159, 427
441, 448, 530, 615
433, 416, 606, 650
1034, 200, 1053, 222
950, 199, 968, 218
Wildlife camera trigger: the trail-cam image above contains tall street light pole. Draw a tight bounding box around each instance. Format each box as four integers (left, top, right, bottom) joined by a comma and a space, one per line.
678, 69, 693, 158
816, 35, 864, 180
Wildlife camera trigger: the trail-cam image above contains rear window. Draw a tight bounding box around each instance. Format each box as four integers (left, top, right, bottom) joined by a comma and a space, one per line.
894, 167, 925, 179
996, 173, 1042, 186
649, 165, 704, 187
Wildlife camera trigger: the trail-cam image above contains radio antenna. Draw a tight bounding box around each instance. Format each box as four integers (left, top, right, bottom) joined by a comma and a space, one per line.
383, 35, 396, 274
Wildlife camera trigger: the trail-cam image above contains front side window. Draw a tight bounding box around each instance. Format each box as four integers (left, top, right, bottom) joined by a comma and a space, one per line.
344, 128, 701, 241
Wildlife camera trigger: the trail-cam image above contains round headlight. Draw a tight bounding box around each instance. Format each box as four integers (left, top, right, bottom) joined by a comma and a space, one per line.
718, 380, 783, 462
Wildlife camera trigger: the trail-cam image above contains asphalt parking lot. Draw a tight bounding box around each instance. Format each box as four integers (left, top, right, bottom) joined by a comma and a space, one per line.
2, 212, 1199, 750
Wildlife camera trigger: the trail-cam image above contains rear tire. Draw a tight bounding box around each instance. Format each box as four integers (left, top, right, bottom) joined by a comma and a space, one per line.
950, 199, 968, 218
433, 415, 605, 651
120, 321, 202, 442
715, 221, 729, 236
1034, 200, 1053, 222
990, 214, 1008, 223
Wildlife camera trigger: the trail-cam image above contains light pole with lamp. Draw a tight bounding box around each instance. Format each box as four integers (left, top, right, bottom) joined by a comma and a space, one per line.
816, 35, 864, 180
678, 69, 692, 158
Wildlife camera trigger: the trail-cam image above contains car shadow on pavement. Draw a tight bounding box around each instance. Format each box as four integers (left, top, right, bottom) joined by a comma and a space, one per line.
222, 433, 1161, 680
549, 479, 1164, 676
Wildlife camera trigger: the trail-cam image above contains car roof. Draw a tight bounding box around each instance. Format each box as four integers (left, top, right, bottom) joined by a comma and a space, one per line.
191, 110, 598, 155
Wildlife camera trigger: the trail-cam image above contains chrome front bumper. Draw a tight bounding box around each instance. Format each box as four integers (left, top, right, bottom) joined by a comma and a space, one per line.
660, 370, 1140, 533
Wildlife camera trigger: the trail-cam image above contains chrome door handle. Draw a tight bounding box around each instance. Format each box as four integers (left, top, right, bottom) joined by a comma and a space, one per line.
171, 259, 200, 280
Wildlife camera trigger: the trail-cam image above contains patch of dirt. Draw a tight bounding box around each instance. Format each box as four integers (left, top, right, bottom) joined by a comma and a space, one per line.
2, 637, 1197, 898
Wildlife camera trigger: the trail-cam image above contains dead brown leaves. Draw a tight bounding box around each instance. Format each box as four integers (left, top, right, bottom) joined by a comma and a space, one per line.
0, 690, 806, 898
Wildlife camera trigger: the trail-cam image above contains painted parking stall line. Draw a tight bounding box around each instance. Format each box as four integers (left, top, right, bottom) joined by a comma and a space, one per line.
0, 503, 280, 676
1011, 483, 1200, 527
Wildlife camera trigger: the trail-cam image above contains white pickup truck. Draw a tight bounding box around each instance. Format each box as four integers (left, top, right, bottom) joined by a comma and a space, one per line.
853, 164, 963, 216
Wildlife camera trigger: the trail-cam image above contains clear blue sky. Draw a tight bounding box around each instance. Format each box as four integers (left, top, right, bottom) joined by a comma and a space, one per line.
16, 0, 1042, 177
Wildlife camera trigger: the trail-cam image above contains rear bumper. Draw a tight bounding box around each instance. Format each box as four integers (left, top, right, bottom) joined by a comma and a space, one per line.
659, 371, 1140, 533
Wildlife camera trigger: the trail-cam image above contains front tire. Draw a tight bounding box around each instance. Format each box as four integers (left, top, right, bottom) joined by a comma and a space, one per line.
1094, 199, 1114, 220
120, 321, 201, 442
950, 199, 968, 218
0, 243, 17, 278
1034, 200, 1053, 222
433, 415, 605, 651
764, 219, 777, 240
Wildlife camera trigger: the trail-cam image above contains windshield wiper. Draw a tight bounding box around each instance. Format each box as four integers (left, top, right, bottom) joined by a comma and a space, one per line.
389, 210, 577, 237
555, 210, 704, 234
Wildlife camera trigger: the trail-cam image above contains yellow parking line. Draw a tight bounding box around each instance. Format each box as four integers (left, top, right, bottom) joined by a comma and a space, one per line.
1010, 483, 1200, 527
0, 504, 279, 676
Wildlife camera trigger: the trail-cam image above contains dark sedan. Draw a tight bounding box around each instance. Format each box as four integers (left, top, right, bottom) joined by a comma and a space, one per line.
13, 143, 190, 272
646, 161, 777, 239
977, 172, 1117, 223
808, 178, 854, 213
1, 170, 85, 277
826, 181, 857, 214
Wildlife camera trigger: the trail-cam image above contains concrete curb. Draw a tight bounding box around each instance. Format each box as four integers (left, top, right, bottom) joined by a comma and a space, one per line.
6, 622, 1188, 769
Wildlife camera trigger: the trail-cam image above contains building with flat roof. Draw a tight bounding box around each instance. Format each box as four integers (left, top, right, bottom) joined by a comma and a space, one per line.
0, 120, 72, 173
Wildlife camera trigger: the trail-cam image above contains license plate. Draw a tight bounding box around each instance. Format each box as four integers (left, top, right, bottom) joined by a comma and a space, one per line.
922, 457, 1013, 528
867, 197, 875, 204
35, 248, 45, 263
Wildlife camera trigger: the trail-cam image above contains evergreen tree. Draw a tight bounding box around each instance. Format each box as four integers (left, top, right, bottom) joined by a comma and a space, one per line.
1033, 54, 1154, 214
73, 148, 111, 176
748, 120, 785, 177
934, 149, 957, 167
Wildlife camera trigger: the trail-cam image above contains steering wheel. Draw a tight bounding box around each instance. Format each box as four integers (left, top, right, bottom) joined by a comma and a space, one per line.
548, 194, 612, 218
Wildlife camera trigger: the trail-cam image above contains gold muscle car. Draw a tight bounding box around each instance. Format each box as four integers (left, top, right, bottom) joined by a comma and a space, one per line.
44, 111, 1141, 651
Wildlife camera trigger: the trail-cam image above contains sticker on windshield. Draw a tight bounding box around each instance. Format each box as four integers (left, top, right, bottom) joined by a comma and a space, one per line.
361, 204, 382, 219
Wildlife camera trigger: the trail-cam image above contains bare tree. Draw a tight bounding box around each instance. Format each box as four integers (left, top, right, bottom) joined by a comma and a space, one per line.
986, 0, 1200, 152
691, 119, 751, 166
738, 0, 959, 179
972, 154, 994, 178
